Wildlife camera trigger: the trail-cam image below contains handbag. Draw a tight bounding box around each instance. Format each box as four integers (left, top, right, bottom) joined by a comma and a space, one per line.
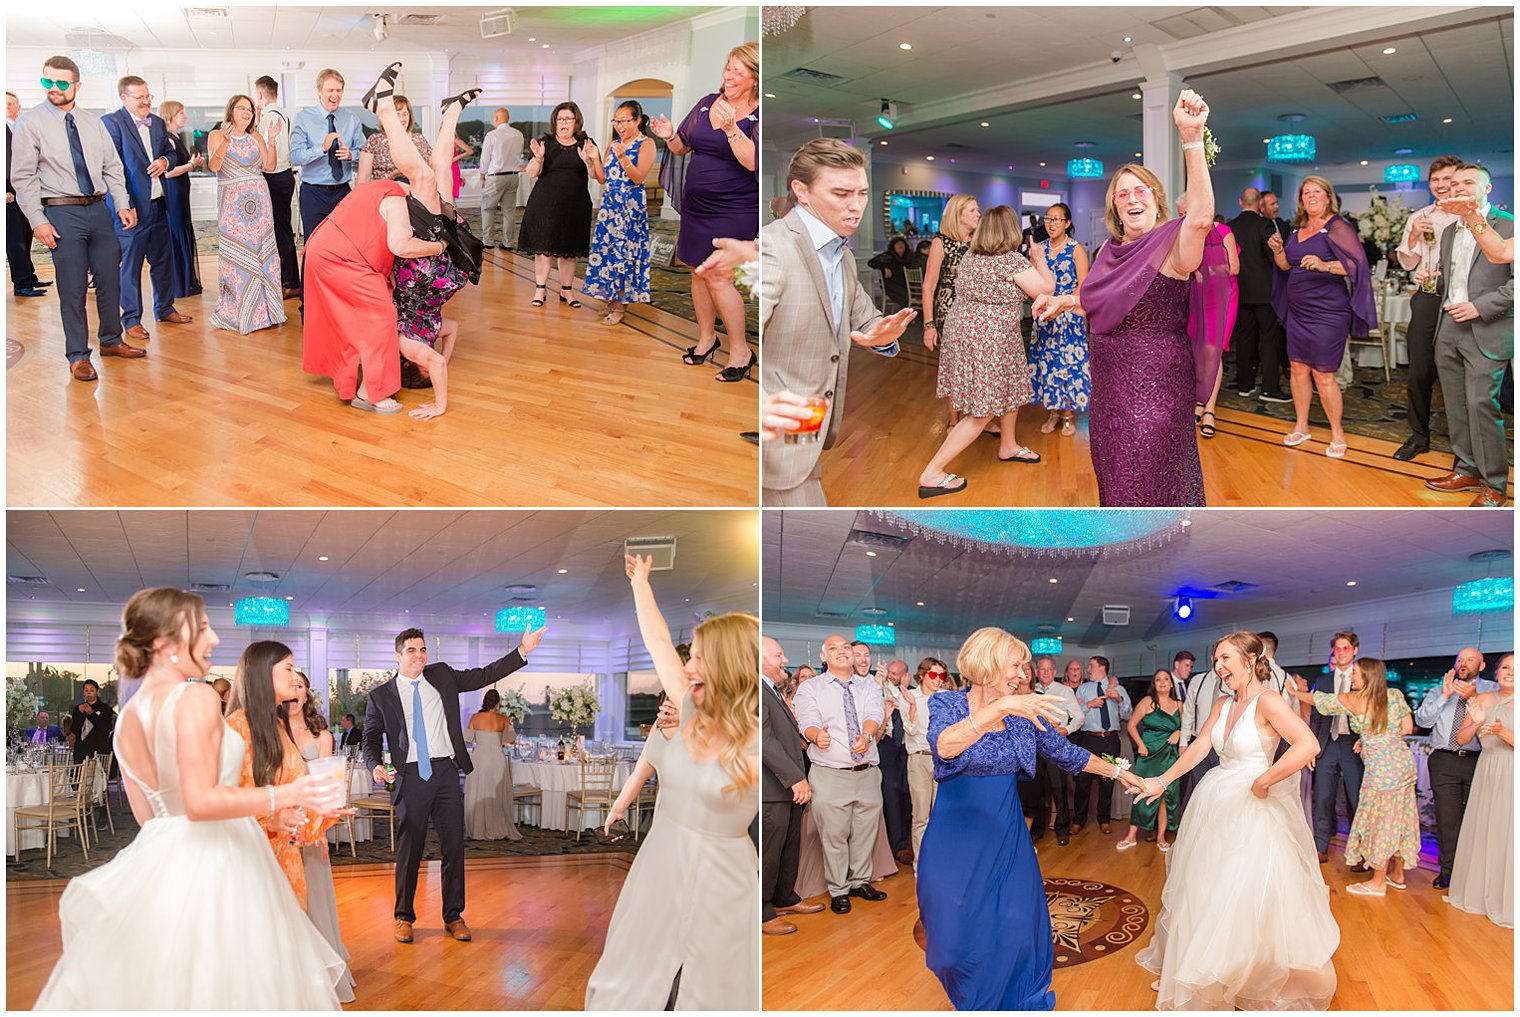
403, 197, 484, 285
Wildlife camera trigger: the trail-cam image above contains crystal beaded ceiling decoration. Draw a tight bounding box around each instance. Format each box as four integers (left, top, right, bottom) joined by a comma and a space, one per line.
1452, 577, 1514, 614
872, 510, 1189, 559
762, 6, 808, 36
1384, 163, 1421, 183
1067, 158, 1104, 178
1031, 637, 1063, 654
496, 606, 546, 632
235, 596, 289, 626
855, 624, 895, 646
1267, 134, 1316, 162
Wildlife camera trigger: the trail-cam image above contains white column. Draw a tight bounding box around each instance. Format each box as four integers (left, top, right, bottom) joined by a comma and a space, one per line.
596, 671, 626, 743
307, 626, 330, 723
1140, 73, 1183, 207
854, 143, 877, 284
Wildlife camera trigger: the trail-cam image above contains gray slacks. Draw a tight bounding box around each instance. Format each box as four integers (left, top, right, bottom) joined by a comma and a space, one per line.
1435, 320, 1510, 494
481, 173, 519, 247
809, 763, 883, 898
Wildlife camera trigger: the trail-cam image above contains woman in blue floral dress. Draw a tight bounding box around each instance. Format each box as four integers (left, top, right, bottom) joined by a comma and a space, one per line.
584, 100, 655, 326
1029, 203, 1091, 436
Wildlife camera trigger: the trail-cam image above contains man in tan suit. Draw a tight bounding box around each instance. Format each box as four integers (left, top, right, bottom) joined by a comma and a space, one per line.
760, 139, 916, 506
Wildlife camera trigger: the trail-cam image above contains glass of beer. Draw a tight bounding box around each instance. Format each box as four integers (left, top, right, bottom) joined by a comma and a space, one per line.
783, 396, 829, 444
1421, 268, 1439, 294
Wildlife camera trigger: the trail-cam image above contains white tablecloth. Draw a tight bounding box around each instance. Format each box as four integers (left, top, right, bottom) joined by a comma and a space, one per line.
1383, 290, 1413, 366
7, 770, 50, 856
515, 759, 631, 832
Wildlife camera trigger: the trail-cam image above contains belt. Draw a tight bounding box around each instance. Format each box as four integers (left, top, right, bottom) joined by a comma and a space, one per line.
490, 171, 519, 176
910, 750, 931, 756
307, 181, 350, 189
825, 762, 875, 772
1432, 747, 1477, 758
42, 195, 105, 206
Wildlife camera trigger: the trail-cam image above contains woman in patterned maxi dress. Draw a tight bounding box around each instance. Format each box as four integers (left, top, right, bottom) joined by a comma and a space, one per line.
583, 101, 655, 326
1029, 203, 1091, 436
208, 95, 286, 335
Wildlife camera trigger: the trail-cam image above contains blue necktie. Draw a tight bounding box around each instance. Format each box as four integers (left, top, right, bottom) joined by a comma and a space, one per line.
837, 678, 865, 762
411, 679, 432, 781
64, 113, 96, 196
824, 236, 847, 331
326, 113, 342, 178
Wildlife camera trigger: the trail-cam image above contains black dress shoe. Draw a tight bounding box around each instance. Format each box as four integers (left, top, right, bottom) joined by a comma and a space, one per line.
830, 895, 851, 914
13, 286, 45, 297
848, 884, 887, 902
1393, 436, 1428, 461
1030, 827, 1046, 842
1056, 833, 1069, 846
1432, 874, 1451, 889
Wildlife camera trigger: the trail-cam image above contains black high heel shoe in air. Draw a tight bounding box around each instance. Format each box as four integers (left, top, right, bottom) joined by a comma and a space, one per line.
440, 88, 484, 114
361, 62, 404, 114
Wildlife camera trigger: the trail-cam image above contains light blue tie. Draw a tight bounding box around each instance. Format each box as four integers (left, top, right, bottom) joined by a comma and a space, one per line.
824, 236, 848, 333
411, 679, 432, 781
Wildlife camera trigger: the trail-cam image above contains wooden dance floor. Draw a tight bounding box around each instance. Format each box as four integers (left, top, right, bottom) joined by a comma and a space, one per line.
6, 853, 634, 1009
6, 251, 756, 507
762, 825, 1514, 1011
821, 343, 1512, 507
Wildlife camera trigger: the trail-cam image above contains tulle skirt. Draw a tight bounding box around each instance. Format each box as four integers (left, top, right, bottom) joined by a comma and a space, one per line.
1135, 762, 1339, 1010
34, 814, 345, 1010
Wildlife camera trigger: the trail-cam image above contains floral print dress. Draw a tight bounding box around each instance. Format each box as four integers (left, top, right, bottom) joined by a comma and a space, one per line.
392, 201, 470, 347
582, 136, 651, 304
935, 251, 1035, 417
1312, 688, 1420, 870
1030, 239, 1091, 411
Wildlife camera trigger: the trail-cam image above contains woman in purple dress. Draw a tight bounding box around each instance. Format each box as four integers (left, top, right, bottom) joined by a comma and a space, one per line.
652, 41, 758, 382
1267, 176, 1376, 459
1033, 90, 1223, 507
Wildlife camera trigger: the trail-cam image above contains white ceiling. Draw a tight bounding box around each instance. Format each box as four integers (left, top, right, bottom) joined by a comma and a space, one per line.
7, 510, 758, 624
764, 6, 1515, 174
5, 5, 716, 60
762, 510, 1513, 643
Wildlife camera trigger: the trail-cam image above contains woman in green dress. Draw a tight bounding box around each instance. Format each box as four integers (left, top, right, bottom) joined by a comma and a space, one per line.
1287, 656, 1417, 896
1121, 669, 1183, 851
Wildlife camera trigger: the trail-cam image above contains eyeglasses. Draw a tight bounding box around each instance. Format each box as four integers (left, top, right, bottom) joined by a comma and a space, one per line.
1113, 184, 1153, 203
1042, 216, 1068, 223
611, 117, 636, 125
40, 77, 76, 91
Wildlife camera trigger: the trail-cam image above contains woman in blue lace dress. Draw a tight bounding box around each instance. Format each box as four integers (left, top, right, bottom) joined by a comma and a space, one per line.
583, 101, 655, 326
1029, 203, 1091, 436
917, 628, 1144, 1010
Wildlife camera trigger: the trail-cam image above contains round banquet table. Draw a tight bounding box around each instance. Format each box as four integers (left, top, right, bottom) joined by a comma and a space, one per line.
1383, 290, 1413, 367
6, 770, 51, 856
514, 758, 632, 832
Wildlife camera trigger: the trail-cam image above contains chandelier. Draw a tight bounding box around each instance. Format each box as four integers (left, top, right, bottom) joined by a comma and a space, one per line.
762, 6, 809, 37
871, 510, 1189, 559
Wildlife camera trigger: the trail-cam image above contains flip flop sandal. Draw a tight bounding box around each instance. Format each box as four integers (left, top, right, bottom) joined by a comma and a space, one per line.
1116, 839, 1137, 851
918, 473, 968, 499
1326, 442, 1347, 458
351, 396, 403, 414
1061, 417, 1076, 436
1158, 840, 1172, 853
1283, 431, 1312, 447
1386, 879, 1407, 890
998, 447, 1042, 464
1346, 881, 1385, 897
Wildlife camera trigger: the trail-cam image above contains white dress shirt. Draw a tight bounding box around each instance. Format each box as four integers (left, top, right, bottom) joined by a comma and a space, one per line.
881, 679, 909, 739
1330, 667, 1354, 737
1395, 200, 1460, 273
791, 669, 886, 769
260, 103, 291, 172
397, 673, 452, 763
902, 687, 934, 753
1444, 205, 1490, 306
131, 115, 164, 201
1075, 679, 1132, 734
1036, 680, 1086, 733
479, 122, 525, 176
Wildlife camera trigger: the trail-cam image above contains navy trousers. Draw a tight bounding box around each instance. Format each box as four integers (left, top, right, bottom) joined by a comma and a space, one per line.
117, 196, 177, 327
1312, 731, 1363, 854
46, 202, 124, 362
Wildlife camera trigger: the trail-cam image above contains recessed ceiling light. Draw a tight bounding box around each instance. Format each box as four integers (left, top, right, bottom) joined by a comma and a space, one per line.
980, 121, 990, 128
557, 568, 568, 574
1039, 161, 1046, 167
1048, 578, 1059, 584
1067, 616, 1075, 622
285, 595, 293, 600
1383, 46, 1397, 54
528, 37, 536, 42
1360, 160, 1369, 166
1262, 138, 1270, 144
866, 550, 878, 557
1442, 117, 1453, 124
887, 622, 895, 626
76, 587, 85, 592
1347, 580, 1358, 587
879, 140, 888, 145
1135, 152, 1142, 158
916, 600, 925, 606
1131, 92, 1141, 100
317, 556, 329, 561
764, 92, 776, 99
1123, 35, 1132, 43
541, 44, 549, 49
899, 42, 912, 51
926, 155, 935, 161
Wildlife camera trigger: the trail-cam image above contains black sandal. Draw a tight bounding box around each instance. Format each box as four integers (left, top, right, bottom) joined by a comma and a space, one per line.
559, 285, 582, 308
440, 87, 483, 114
716, 349, 755, 383
1199, 411, 1217, 438
682, 338, 720, 365
918, 473, 968, 499
531, 285, 547, 307
361, 61, 404, 114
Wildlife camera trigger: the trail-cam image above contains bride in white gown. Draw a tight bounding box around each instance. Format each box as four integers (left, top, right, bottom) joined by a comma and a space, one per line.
34, 588, 348, 1010
1132, 630, 1340, 1011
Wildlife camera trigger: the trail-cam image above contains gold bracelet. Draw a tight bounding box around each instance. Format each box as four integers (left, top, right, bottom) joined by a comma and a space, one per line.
968, 710, 984, 735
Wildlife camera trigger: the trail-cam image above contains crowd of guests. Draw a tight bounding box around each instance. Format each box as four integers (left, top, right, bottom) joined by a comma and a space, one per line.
8, 44, 760, 402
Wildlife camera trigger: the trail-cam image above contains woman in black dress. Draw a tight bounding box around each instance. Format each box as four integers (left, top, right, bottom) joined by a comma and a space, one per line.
158, 100, 203, 297
518, 100, 603, 308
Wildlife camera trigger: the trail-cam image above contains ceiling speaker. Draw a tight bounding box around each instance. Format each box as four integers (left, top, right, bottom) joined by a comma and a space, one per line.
1102, 605, 1130, 626
624, 536, 676, 571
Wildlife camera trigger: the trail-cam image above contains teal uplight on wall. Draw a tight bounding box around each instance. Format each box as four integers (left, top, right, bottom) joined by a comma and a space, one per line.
1384, 163, 1420, 183
235, 596, 289, 626
1267, 134, 1316, 162
855, 624, 895, 646
1031, 637, 1063, 655
1452, 577, 1514, 614
496, 606, 546, 632
1067, 158, 1104, 179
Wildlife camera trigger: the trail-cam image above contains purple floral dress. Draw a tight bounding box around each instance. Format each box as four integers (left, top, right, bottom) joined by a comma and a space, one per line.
392, 205, 470, 347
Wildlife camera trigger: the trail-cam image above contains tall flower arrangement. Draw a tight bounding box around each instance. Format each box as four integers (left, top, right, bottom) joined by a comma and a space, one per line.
6, 678, 42, 739
496, 689, 533, 724
1353, 186, 1412, 251
547, 682, 600, 730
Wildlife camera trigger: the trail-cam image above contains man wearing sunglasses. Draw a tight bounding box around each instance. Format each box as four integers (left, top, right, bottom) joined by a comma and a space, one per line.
10, 57, 140, 382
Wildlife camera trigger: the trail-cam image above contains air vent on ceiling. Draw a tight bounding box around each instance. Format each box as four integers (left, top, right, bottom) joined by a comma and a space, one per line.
190, 582, 230, 592
399, 14, 446, 26
1378, 112, 1418, 124
625, 536, 676, 571
816, 611, 849, 619
846, 528, 911, 551
943, 143, 970, 151
6, 575, 49, 586
1470, 549, 1512, 564
1327, 76, 1387, 94
181, 7, 231, 18
816, 120, 854, 143
1210, 580, 1259, 594
480, 8, 517, 39
243, 571, 280, 583
1102, 604, 1130, 626
781, 67, 852, 87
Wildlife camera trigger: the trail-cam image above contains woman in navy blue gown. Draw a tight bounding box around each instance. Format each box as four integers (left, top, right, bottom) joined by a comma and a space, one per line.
918, 628, 1144, 1010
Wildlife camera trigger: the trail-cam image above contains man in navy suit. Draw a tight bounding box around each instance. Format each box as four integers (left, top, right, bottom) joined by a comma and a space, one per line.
101, 75, 189, 343
363, 624, 544, 944
1304, 631, 1365, 866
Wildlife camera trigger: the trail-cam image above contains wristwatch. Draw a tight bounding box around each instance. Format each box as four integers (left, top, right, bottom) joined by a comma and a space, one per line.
1468, 218, 1490, 236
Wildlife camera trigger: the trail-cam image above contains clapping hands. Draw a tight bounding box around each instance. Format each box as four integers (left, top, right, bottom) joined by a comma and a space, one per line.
709, 98, 737, 133
579, 137, 600, 164
529, 138, 546, 161
649, 114, 676, 141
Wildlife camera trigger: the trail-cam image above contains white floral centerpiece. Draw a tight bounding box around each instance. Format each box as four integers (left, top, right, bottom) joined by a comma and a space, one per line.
547, 682, 600, 731
496, 688, 532, 724
1353, 186, 1412, 252
6, 678, 42, 740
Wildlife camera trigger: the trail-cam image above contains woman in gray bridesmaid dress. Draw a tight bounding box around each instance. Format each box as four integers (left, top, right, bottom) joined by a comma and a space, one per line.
1447, 654, 1514, 928
464, 691, 523, 841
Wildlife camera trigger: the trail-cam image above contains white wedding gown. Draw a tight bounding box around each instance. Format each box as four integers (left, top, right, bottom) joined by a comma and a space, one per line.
34, 682, 346, 1010
1135, 693, 1340, 1010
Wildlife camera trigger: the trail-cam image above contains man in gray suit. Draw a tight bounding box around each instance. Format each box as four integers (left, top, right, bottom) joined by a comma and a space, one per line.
760, 139, 916, 506
1422, 162, 1514, 507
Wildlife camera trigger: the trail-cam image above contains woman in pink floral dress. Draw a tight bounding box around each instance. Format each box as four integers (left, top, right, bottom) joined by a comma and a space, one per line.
207, 94, 286, 335
916, 205, 1054, 498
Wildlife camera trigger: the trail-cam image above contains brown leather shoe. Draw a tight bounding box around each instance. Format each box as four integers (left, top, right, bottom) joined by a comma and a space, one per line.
445, 919, 472, 942
895, 848, 915, 864
1099, 823, 1112, 835
282, 287, 301, 300
124, 324, 150, 341
775, 901, 826, 915
1425, 471, 1483, 493
99, 342, 146, 359
1472, 487, 1507, 507
160, 310, 192, 324
393, 920, 414, 943
70, 359, 98, 382
762, 917, 798, 936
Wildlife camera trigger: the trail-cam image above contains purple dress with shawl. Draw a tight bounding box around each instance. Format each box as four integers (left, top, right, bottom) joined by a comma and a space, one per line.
664, 93, 759, 266
1271, 215, 1377, 372
1082, 218, 1218, 507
